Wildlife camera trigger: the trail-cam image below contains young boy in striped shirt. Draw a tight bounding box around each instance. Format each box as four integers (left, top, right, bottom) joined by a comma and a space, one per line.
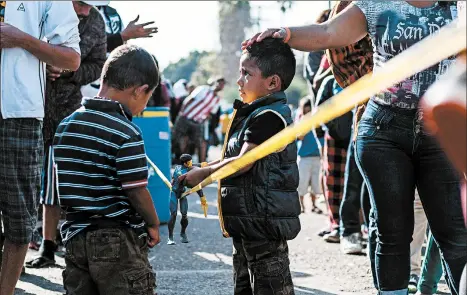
51, 45, 160, 294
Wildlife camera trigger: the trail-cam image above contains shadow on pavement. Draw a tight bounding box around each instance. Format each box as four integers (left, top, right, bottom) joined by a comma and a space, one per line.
294, 286, 337, 295
291, 271, 312, 278
19, 273, 64, 292
14, 289, 35, 295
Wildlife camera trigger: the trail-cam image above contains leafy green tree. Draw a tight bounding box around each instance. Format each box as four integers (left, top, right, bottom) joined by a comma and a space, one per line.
162, 51, 209, 83
190, 52, 223, 86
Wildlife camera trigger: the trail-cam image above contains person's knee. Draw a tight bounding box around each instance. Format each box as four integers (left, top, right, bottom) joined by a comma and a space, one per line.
376, 228, 412, 254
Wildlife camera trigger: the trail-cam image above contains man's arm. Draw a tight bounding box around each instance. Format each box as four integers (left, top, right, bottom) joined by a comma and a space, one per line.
19, 1, 81, 70
243, 4, 367, 52
21, 36, 80, 71
0, 23, 80, 70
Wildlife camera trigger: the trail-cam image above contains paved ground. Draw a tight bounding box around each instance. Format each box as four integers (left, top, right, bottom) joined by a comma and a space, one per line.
16, 184, 451, 295
16, 147, 451, 295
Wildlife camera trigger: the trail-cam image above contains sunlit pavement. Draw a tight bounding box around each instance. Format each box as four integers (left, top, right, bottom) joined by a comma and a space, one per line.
17, 148, 450, 295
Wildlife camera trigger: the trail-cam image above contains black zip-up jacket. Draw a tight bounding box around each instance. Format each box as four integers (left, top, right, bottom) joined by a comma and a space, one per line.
219, 92, 301, 241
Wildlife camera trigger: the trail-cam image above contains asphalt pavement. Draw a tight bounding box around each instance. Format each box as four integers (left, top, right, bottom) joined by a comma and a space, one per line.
16, 144, 451, 294
17, 184, 450, 294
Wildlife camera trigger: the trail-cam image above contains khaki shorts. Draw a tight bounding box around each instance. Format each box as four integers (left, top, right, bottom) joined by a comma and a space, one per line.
63, 227, 156, 295
297, 156, 322, 196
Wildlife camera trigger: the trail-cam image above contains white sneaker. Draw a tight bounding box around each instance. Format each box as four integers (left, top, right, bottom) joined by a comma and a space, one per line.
340, 233, 363, 254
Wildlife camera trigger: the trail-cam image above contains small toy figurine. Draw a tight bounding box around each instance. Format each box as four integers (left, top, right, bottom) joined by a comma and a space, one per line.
168, 154, 208, 245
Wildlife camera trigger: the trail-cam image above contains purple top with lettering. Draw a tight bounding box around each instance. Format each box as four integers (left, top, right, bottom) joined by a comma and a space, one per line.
355, 1, 457, 109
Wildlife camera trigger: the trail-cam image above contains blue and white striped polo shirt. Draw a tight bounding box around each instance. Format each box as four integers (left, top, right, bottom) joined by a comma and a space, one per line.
51, 97, 148, 244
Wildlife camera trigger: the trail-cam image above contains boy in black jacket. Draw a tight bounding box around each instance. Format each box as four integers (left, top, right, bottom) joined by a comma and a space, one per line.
181, 38, 300, 295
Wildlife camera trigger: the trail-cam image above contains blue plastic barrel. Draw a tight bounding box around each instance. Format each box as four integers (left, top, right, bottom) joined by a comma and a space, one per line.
133, 107, 171, 223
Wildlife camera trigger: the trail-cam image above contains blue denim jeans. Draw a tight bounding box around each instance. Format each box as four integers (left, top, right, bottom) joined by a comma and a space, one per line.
355, 100, 467, 294
339, 124, 371, 237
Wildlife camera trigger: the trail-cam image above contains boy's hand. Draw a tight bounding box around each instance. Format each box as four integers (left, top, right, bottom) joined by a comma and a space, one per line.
178, 167, 212, 188
147, 224, 160, 248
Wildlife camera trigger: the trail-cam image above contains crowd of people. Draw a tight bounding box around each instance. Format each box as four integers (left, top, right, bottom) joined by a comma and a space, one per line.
0, 1, 466, 295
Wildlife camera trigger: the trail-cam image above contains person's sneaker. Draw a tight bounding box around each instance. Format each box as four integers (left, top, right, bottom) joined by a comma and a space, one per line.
323, 230, 340, 243
167, 236, 176, 245
180, 233, 189, 243
408, 274, 419, 294
340, 233, 363, 254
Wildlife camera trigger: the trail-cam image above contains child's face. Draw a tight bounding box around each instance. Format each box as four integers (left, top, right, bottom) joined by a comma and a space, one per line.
237, 55, 271, 104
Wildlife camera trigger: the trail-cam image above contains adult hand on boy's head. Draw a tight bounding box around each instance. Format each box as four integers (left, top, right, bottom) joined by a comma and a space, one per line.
178, 167, 212, 188
241, 28, 286, 50
147, 224, 160, 248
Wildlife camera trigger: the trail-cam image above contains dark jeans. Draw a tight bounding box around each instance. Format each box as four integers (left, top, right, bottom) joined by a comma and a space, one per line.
232, 239, 294, 295
339, 128, 371, 237
63, 227, 155, 295
355, 100, 467, 294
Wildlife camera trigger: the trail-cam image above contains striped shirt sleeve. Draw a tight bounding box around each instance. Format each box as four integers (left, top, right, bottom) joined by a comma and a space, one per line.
116, 134, 148, 189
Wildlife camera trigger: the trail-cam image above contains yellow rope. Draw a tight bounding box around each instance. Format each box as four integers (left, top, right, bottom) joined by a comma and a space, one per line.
182, 21, 466, 233
146, 156, 172, 191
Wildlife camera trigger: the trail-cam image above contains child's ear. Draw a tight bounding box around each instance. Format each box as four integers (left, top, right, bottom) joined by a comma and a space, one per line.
134, 84, 150, 99
268, 75, 282, 91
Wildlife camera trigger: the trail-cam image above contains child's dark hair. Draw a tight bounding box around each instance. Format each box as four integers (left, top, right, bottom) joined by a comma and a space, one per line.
101, 44, 159, 93
244, 37, 296, 91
